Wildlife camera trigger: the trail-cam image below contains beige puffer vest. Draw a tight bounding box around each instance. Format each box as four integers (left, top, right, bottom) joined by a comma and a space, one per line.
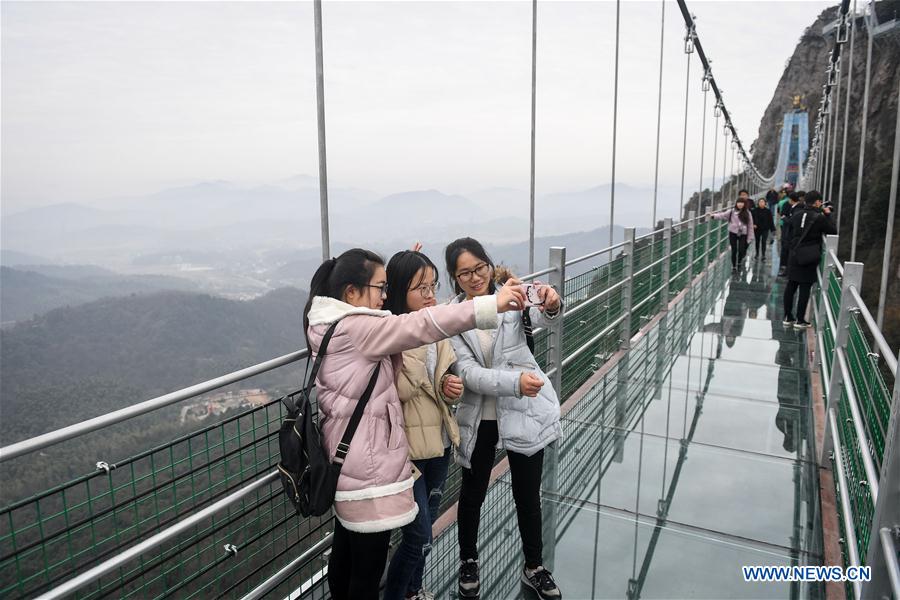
397, 340, 460, 460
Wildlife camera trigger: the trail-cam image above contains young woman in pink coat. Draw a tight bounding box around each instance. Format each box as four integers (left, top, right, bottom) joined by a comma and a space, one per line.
302, 248, 525, 600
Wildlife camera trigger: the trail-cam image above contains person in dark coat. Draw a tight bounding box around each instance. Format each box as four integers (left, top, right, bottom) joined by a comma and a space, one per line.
782, 191, 837, 329
751, 198, 776, 260
777, 191, 802, 277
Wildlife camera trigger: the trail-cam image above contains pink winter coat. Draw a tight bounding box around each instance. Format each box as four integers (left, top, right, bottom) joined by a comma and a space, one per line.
305, 294, 498, 533
712, 208, 755, 243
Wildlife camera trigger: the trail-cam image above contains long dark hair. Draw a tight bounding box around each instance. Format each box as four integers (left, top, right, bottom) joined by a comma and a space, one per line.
384, 250, 439, 315
445, 237, 496, 296
733, 198, 751, 226
302, 248, 384, 331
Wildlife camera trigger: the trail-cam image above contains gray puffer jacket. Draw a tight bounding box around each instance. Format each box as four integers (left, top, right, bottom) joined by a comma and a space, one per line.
449, 294, 563, 468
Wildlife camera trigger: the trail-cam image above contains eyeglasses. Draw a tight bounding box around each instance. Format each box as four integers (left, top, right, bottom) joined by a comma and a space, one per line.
410, 281, 441, 298
363, 283, 389, 298
455, 263, 490, 282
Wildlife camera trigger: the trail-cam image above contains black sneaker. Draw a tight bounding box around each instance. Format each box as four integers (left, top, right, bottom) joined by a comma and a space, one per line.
521, 566, 562, 599
459, 559, 480, 598
777, 267, 787, 277
794, 320, 812, 330
783, 316, 796, 326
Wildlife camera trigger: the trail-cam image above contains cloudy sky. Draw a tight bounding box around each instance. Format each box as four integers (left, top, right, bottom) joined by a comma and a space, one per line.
2, 0, 832, 215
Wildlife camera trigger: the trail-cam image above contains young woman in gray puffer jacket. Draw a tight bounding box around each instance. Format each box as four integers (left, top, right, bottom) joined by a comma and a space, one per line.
445, 237, 564, 600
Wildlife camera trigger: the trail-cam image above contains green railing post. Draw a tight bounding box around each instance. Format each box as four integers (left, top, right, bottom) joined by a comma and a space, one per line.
862, 348, 900, 598
822, 261, 864, 464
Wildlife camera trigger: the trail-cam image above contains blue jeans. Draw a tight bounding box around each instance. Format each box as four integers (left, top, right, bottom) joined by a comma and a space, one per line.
383, 448, 451, 599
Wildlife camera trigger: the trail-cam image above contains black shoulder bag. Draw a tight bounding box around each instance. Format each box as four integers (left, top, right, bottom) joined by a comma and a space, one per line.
791, 212, 823, 267
277, 321, 380, 517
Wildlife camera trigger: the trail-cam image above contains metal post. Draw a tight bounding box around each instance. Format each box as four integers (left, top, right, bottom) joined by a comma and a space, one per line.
528, 0, 537, 274
548, 246, 566, 397
687, 210, 696, 277
836, 0, 858, 233
862, 348, 900, 598
816, 235, 839, 332
851, 0, 874, 262
661, 218, 673, 311
620, 228, 635, 350
543, 246, 565, 570
877, 77, 900, 329
313, 0, 330, 261
609, 0, 621, 247
822, 261, 864, 462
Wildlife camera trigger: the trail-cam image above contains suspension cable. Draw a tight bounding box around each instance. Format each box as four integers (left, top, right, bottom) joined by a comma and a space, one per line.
651, 0, 666, 228
697, 69, 710, 216
529, 0, 537, 273
609, 0, 621, 247
678, 23, 693, 219
850, 0, 875, 262
837, 0, 857, 233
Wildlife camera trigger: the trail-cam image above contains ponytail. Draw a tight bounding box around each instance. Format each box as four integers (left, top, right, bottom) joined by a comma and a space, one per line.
302, 249, 385, 332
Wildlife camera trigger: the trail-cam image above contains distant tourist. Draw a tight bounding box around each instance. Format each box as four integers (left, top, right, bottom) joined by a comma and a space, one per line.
783, 191, 836, 329
710, 194, 755, 273
445, 237, 564, 600
751, 197, 776, 260
766, 188, 780, 216
302, 248, 524, 600
383, 249, 464, 600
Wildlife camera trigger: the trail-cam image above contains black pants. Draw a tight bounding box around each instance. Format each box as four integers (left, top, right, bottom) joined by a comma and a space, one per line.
458, 420, 544, 568
783, 280, 813, 322
729, 233, 749, 268
328, 519, 391, 600
780, 236, 791, 270
755, 229, 770, 257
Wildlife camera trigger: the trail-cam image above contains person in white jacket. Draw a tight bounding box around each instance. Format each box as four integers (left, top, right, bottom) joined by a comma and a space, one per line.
444, 237, 564, 600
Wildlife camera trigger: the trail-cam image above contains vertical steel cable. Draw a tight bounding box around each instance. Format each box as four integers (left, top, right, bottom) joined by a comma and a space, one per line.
721, 128, 729, 209
837, 0, 858, 233
851, 0, 874, 262
651, 0, 666, 229
696, 77, 709, 216
678, 31, 692, 220
529, 0, 537, 273
877, 76, 900, 328
710, 110, 719, 210
826, 51, 844, 204
609, 0, 621, 247
820, 94, 831, 192
314, 0, 330, 261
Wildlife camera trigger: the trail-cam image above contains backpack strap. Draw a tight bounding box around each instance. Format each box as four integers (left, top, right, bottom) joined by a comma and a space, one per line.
793, 210, 822, 247
333, 364, 381, 466
305, 321, 340, 394
522, 309, 535, 353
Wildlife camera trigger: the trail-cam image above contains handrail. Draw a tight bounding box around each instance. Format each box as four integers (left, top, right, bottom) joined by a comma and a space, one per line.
829, 249, 844, 276
37, 471, 280, 600
241, 532, 334, 600
829, 409, 863, 600
878, 527, 900, 599
848, 285, 899, 375
835, 347, 880, 502
0, 349, 309, 463
565, 279, 628, 318
566, 239, 629, 267
560, 314, 627, 369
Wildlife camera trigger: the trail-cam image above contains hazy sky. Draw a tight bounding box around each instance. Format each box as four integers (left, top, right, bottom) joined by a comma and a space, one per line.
1, 1, 832, 214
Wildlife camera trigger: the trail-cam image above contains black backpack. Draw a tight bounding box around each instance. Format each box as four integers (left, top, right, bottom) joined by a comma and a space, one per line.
522, 310, 535, 354
277, 321, 380, 517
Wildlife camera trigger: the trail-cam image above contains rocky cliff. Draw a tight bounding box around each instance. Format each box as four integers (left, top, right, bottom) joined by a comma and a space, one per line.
750, 1, 900, 347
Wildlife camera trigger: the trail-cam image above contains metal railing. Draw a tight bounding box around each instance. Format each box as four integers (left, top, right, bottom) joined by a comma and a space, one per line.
813, 233, 900, 600
0, 217, 729, 600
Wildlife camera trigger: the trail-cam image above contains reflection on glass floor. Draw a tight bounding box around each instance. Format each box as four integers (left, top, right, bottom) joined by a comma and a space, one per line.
423, 254, 824, 599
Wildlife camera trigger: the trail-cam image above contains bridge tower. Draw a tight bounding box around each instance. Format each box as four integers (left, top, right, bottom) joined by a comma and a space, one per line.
774, 94, 809, 187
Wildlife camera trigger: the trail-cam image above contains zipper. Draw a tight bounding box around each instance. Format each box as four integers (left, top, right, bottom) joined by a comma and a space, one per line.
277, 464, 301, 502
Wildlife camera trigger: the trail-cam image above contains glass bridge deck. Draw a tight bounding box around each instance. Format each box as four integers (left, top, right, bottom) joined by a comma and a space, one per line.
412, 251, 824, 600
